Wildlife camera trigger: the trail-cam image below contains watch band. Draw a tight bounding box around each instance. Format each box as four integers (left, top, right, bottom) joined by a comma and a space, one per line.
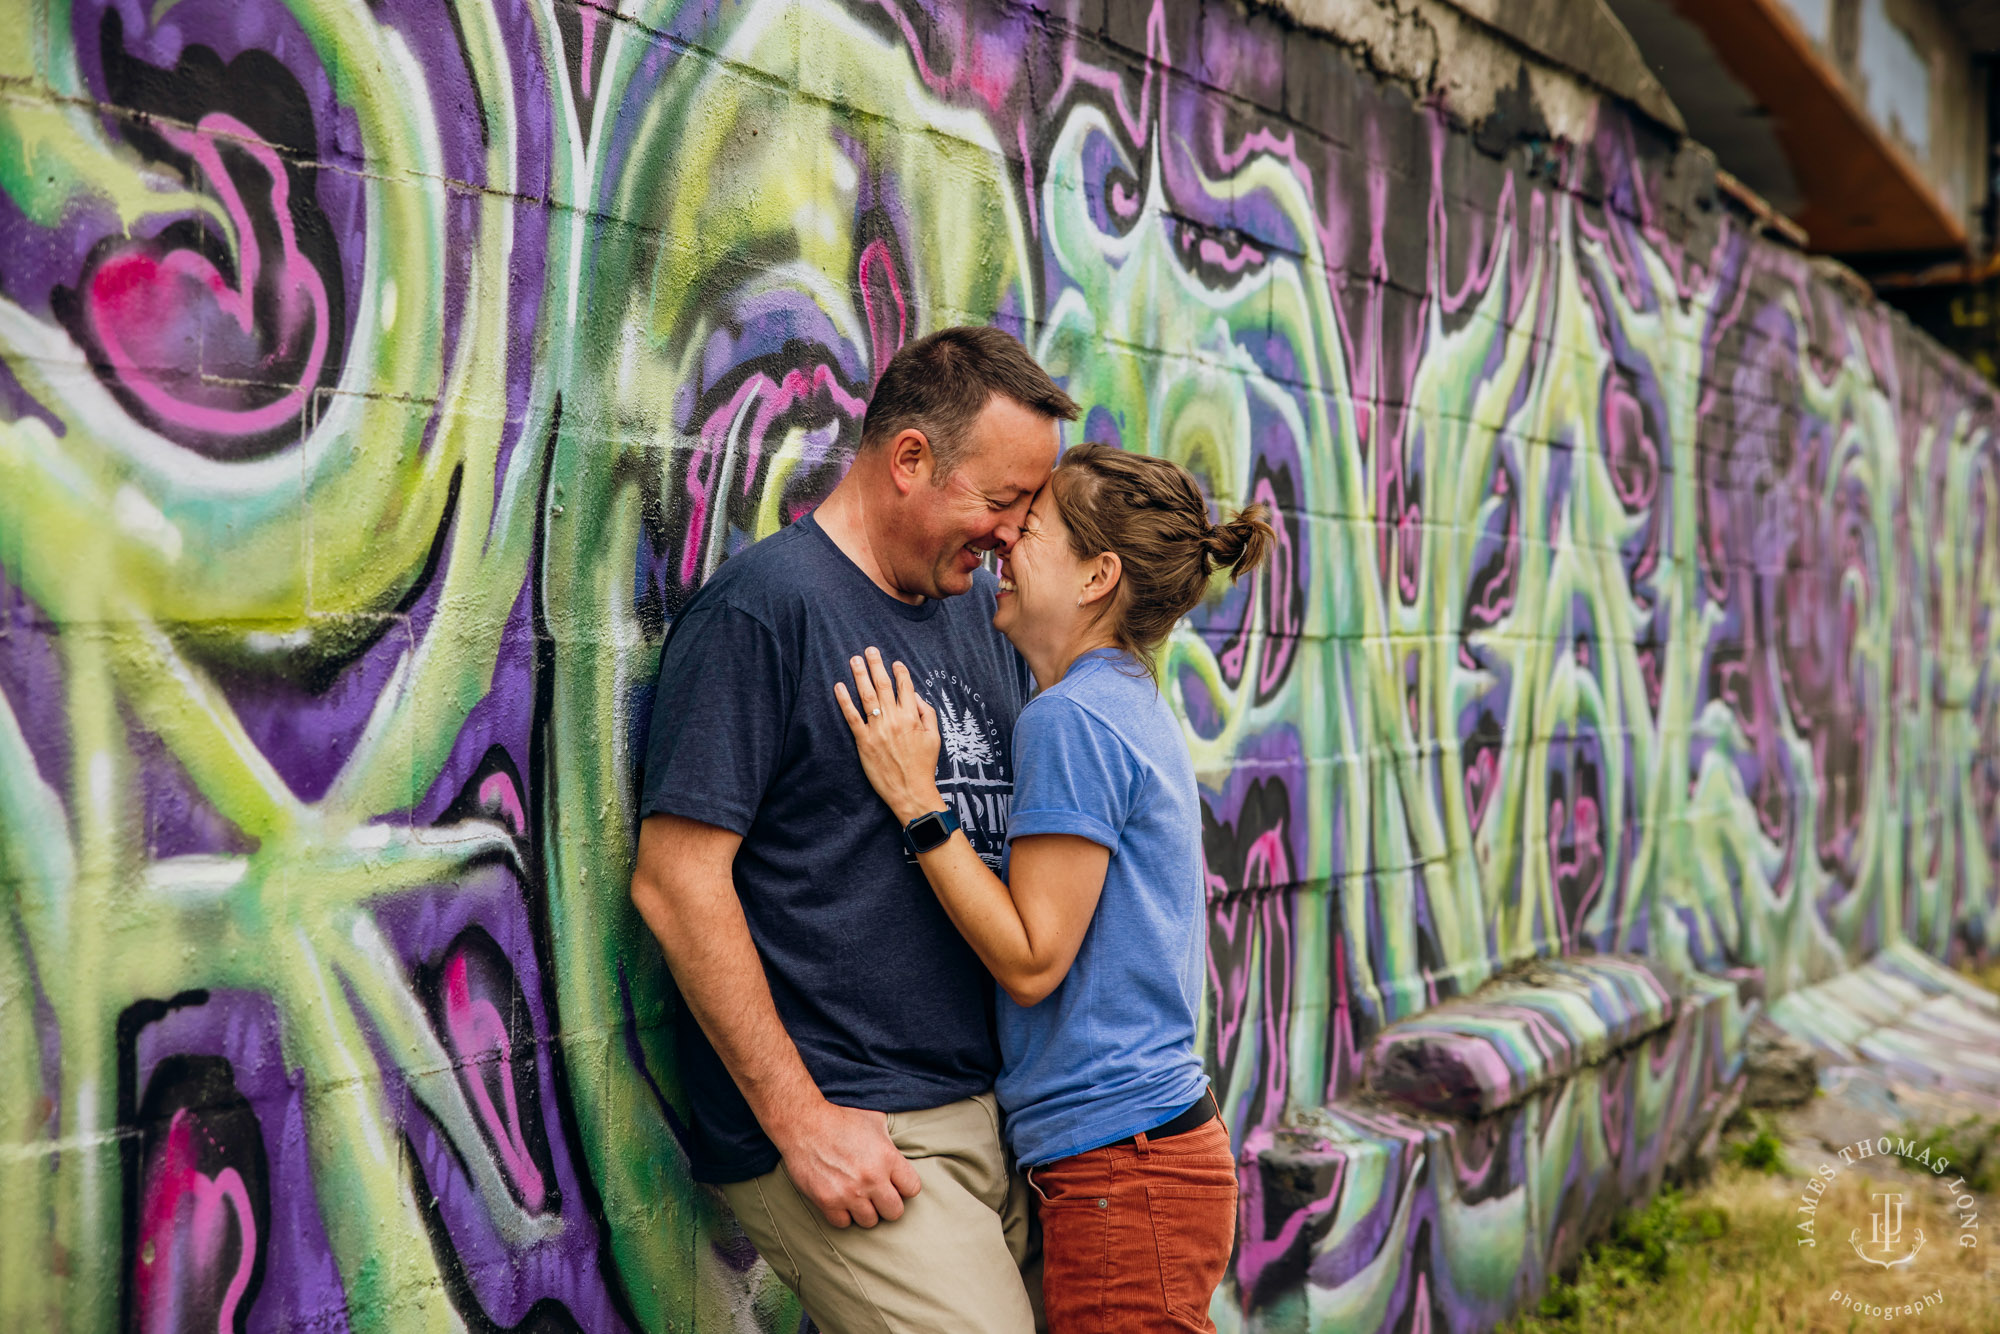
901, 806, 962, 856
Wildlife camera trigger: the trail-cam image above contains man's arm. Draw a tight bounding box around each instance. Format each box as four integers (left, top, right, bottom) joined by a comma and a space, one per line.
628, 812, 920, 1227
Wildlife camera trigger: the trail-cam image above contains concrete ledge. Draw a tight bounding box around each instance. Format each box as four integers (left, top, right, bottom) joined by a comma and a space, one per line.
1362, 955, 1679, 1117
1765, 942, 2000, 1097
1236, 970, 1748, 1325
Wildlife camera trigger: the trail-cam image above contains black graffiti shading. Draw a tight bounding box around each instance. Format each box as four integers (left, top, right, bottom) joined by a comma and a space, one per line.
1211, 461, 1306, 706
407, 1137, 588, 1334
1204, 778, 1297, 1136
1465, 456, 1522, 632
1547, 736, 1608, 953
1243, 1148, 1343, 1311
121, 1046, 272, 1334
552, 1, 617, 134
417, 926, 561, 1216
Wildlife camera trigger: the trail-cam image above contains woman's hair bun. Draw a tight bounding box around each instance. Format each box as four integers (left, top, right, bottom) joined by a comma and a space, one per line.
1206, 504, 1274, 583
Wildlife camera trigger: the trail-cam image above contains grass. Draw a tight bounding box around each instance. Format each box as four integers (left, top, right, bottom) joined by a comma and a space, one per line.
1721, 1115, 1788, 1175
1904, 1116, 2000, 1196
1517, 1187, 1726, 1323
1500, 1155, 1998, 1333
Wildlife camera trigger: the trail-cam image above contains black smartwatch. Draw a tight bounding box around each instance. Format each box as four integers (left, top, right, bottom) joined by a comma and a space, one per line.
901, 806, 962, 856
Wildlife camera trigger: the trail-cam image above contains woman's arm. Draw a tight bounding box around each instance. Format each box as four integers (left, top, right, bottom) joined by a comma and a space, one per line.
836, 648, 1109, 1006
893, 825, 1108, 1007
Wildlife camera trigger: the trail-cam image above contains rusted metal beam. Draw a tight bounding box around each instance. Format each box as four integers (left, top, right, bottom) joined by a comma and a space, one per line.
1715, 167, 1812, 248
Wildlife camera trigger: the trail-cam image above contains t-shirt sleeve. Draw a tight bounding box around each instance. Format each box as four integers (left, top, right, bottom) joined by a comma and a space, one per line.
638, 601, 792, 835
1007, 696, 1135, 851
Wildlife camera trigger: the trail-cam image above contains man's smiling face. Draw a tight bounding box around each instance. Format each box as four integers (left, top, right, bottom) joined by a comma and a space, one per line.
903, 393, 1060, 599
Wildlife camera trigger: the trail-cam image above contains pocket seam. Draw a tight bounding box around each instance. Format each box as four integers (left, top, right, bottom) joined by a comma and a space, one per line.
1146, 1182, 1236, 1327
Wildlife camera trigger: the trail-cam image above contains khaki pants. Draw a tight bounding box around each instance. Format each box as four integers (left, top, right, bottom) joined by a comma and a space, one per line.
720, 1092, 1043, 1334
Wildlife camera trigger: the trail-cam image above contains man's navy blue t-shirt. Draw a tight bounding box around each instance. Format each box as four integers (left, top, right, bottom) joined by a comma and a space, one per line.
638, 513, 1032, 1183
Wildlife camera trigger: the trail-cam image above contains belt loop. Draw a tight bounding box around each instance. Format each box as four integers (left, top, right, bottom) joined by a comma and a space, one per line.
1133, 1129, 1151, 1156
1025, 1163, 1051, 1204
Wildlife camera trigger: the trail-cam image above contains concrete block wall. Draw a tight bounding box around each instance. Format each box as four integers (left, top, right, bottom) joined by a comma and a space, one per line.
1, 0, 1996, 1329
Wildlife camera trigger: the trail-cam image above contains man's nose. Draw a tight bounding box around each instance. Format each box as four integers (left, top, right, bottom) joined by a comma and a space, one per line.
991, 519, 1022, 551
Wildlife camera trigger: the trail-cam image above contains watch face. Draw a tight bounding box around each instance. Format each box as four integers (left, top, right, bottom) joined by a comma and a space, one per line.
908, 813, 948, 849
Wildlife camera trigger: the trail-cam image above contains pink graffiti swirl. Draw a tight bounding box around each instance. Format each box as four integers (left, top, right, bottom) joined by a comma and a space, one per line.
135, 1109, 259, 1334
85, 112, 330, 440
443, 951, 548, 1211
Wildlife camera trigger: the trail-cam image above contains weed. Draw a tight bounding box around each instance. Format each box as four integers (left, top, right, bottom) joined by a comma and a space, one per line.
1517, 1189, 1717, 1325
1904, 1115, 2000, 1194
1722, 1117, 1787, 1174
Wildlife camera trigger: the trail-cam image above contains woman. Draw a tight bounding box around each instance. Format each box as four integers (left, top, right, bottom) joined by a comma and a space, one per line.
834, 442, 1271, 1333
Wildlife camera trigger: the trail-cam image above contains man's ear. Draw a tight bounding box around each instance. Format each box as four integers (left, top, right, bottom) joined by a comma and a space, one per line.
886, 428, 932, 496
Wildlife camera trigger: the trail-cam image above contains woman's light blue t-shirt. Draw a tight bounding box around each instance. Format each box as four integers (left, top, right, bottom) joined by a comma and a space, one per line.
997, 648, 1209, 1166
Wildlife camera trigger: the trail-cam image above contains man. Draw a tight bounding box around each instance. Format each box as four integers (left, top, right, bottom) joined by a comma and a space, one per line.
629, 326, 1078, 1333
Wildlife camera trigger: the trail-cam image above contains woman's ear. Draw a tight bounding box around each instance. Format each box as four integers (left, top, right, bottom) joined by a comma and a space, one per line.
1081, 551, 1122, 605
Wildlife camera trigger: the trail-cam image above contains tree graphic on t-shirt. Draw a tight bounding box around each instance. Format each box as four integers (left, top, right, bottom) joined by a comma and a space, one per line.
936, 691, 996, 775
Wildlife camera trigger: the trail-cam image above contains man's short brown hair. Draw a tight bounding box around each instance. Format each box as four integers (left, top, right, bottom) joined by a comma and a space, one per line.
860, 326, 1079, 478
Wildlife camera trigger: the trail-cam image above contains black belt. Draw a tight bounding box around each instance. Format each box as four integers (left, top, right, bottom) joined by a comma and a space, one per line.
1107, 1090, 1219, 1148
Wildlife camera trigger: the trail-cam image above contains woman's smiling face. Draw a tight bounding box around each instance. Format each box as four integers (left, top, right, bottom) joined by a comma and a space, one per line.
992, 487, 1089, 649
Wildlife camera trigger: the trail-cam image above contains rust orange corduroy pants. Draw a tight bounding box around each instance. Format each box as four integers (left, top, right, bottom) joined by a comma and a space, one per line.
1026, 1116, 1238, 1333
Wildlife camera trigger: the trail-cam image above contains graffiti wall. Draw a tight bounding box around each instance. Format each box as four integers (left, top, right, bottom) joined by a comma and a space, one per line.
2, 0, 1997, 1330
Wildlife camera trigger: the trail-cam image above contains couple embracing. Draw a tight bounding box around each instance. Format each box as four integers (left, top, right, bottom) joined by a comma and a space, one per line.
629, 326, 1270, 1333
